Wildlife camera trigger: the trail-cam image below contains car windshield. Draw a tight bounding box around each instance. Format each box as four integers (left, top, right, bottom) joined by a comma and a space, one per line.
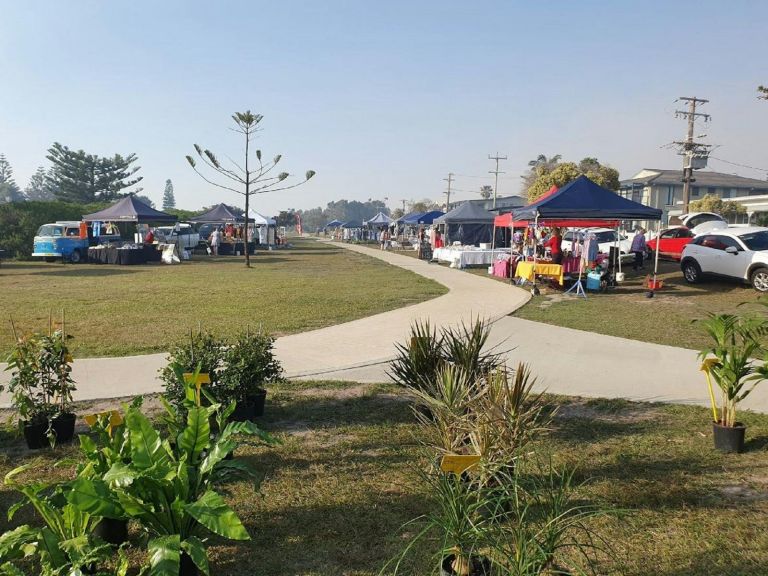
36, 225, 63, 237
739, 231, 768, 251
594, 231, 617, 243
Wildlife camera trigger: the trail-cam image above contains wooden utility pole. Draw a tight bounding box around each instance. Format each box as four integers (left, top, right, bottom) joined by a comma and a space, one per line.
674, 97, 711, 214
443, 172, 454, 211
488, 153, 507, 209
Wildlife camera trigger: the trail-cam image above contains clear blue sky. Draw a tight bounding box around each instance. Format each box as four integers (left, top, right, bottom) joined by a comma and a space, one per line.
1, 0, 766, 214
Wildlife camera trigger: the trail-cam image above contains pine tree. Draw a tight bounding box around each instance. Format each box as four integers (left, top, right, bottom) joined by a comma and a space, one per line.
46, 142, 143, 203
0, 154, 25, 203
24, 166, 56, 200
162, 179, 176, 210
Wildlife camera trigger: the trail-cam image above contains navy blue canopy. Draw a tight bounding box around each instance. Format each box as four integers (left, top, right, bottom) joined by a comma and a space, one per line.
417, 210, 445, 224
400, 211, 425, 225
190, 203, 242, 223
325, 219, 344, 227
82, 195, 177, 223
513, 175, 662, 221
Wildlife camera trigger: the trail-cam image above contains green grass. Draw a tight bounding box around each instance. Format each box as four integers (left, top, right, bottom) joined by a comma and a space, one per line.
2, 381, 767, 575
514, 259, 768, 350
0, 238, 446, 357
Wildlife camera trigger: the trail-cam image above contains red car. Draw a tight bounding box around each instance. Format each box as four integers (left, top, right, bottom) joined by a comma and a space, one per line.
646, 227, 696, 261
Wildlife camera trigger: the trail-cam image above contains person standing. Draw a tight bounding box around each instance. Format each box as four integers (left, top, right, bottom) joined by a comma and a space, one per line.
543, 227, 563, 264
379, 227, 386, 250
631, 228, 647, 271
209, 227, 221, 256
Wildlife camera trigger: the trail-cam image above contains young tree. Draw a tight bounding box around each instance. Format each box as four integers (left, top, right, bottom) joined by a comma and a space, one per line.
479, 185, 493, 200
47, 142, 143, 203
0, 154, 25, 203
186, 111, 315, 267
162, 179, 176, 210
24, 166, 56, 200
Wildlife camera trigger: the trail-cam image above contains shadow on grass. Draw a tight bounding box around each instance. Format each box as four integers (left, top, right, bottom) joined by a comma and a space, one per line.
744, 434, 768, 452
214, 493, 430, 576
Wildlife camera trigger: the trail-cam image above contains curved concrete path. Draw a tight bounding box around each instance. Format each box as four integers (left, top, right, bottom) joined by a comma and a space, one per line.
3, 241, 768, 413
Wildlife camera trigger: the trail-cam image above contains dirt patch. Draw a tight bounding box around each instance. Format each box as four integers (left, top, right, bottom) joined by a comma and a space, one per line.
295, 384, 373, 400
718, 484, 768, 502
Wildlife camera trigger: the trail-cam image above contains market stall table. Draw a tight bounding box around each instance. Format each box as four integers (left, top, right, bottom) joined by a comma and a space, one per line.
88, 244, 160, 265
515, 261, 564, 286
433, 247, 512, 269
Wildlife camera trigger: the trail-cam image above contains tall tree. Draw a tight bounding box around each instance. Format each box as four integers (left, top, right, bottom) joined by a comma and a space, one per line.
47, 142, 143, 203
521, 154, 562, 196
0, 154, 25, 203
479, 185, 493, 200
162, 179, 176, 210
759, 85, 768, 100
24, 166, 56, 200
525, 157, 620, 202
186, 111, 315, 267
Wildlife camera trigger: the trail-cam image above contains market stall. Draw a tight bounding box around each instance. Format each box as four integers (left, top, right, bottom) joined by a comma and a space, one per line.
433, 202, 498, 246
433, 246, 512, 269
82, 196, 177, 264
248, 210, 277, 245
511, 175, 662, 293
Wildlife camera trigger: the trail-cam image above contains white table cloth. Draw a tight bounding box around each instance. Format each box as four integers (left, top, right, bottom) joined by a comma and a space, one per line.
433, 247, 512, 269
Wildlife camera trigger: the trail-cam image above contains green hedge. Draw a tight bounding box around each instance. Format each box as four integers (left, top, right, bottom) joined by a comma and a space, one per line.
0, 201, 107, 259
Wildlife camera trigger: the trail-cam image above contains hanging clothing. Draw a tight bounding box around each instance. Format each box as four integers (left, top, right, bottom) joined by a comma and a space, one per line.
583, 232, 599, 263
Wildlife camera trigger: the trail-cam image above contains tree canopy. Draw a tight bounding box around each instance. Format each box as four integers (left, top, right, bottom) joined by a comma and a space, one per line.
523, 155, 620, 202
0, 154, 25, 203
47, 142, 143, 203
479, 185, 493, 200
759, 85, 767, 100
689, 193, 746, 217
24, 167, 57, 201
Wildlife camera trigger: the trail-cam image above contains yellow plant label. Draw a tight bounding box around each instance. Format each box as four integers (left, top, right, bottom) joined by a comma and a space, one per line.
183, 373, 211, 385
440, 454, 480, 475
84, 410, 124, 429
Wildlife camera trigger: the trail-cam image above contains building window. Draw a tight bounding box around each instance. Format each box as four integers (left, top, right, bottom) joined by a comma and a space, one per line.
691, 186, 700, 198
666, 185, 675, 206
721, 187, 731, 199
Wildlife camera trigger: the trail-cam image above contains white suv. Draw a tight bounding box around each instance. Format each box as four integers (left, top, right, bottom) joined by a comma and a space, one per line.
680, 226, 768, 292
560, 228, 632, 258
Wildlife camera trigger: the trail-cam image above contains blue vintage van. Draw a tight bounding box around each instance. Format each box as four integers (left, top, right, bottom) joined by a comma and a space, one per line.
32, 221, 121, 263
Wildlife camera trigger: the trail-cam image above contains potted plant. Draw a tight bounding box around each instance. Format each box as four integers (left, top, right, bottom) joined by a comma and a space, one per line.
39, 328, 77, 444
220, 328, 282, 421
68, 401, 276, 576
698, 312, 768, 453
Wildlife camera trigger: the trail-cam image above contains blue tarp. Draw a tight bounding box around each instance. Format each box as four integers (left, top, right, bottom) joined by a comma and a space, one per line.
417, 210, 445, 224
513, 175, 662, 221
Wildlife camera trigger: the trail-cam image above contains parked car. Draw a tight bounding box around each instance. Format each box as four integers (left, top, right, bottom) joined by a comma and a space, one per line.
646, 227, 696, 261
680, 226, 768, 291
671, 212, 728, 235
560, 228, 632, 258
197, 223, 215, 243
155, 223, 200, 250
32, 221, 121, 263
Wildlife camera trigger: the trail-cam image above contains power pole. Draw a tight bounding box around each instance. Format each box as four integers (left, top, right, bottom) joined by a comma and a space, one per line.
488, 153, 507, 209
674, 97, 712, 214
401, 199, 407, 213
443, 172, 454, 211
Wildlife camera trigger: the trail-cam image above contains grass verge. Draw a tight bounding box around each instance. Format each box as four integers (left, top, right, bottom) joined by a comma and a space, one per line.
0, 238, 446, 357
1, 380, 767, 575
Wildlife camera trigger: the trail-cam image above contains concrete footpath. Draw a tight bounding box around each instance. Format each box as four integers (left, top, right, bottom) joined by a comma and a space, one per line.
3, 241, 768, 413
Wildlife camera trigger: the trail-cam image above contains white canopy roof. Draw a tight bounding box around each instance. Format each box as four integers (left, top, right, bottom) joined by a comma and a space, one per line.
248, 209, 276, 225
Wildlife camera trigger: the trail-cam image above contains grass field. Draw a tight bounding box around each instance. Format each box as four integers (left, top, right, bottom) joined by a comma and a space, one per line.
2, 380, 767, 575
0, 239, 446, 358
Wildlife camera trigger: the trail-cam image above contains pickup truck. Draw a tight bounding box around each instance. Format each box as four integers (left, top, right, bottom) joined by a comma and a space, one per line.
32, 221, 121, 263
155, 223, 200, 251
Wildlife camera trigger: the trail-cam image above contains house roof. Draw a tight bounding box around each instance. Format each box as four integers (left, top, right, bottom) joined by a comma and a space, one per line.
621, 169, 768, 190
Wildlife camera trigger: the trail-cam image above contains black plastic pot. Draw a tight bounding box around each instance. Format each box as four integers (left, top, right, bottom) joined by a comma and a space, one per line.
180, 552, 199, 576
231, 399, 257, 422
440, 554, 491, 576
713, 420, 746, 454
23, 419, 50, 450
94, 517, 129, 546
51, 412, 76, 444
248, 388, 267, 418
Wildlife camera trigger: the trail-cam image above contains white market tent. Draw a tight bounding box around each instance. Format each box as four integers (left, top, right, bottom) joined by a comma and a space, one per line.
248, 209, 277, 244
365, 212, 393, 227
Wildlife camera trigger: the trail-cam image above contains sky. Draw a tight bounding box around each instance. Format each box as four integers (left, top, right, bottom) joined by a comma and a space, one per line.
1, 0, 767, 215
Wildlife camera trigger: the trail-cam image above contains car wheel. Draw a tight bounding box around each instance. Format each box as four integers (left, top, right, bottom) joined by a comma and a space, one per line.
70, 249, 81, 264
750, 268, 768, 292
682, 260, 701, 284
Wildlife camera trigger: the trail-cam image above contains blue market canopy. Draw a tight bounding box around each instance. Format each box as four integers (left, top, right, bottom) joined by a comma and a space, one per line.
82, 195, 177, 223
325, 219, 344, 227
434, 202, 494, 224
365, 212, 393, 226
417, 210, 445, 224
397, 211, 424, 225
513, 175, 662, 221
190, 203, 242, 223
433, 202, 495, 246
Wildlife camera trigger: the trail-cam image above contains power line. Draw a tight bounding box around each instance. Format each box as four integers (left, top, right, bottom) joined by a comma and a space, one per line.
673, 96, 714, 213
488, 153, 507, 210
708, 156, 768, 174
443, 172, 454, 210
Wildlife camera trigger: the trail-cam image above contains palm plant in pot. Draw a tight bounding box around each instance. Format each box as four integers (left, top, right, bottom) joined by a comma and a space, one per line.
698, 312, 768, 453
220, 329, 282, 421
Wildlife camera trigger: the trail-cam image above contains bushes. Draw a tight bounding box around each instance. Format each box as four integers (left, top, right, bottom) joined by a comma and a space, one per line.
0, 200, 106, 258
